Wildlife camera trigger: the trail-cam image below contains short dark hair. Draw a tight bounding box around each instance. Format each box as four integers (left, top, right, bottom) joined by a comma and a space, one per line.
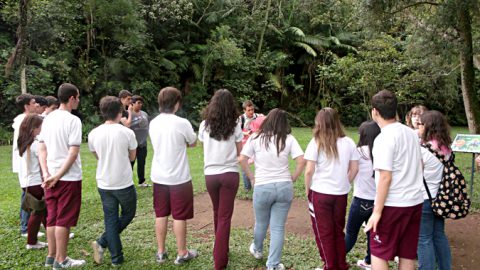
132, 95, 144, 103
45, 96, 59, 107
158, 87, 181, 113
118, 90, 132, 99
57, 83, 79, 104
16, 93, 35, 112
242, 100, 254, 109
99, 96, 122, 121
371, 90, 397, 120
35, 96, 48, 107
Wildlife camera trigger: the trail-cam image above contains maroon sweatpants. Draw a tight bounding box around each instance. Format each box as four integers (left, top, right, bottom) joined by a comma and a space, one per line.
205, 172, 239, 270
309, 191, 349, 270
22, 185, 47, 245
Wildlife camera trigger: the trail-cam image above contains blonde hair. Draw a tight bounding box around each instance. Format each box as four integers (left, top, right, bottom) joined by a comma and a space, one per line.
313, 107, 345, 160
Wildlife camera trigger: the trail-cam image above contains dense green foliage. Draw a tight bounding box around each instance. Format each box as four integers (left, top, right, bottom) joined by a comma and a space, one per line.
0, 0, 479, 142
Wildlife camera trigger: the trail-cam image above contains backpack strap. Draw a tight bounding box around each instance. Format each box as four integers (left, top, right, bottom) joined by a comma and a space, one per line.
240, 115, 245, 130
420, 143, 450, 165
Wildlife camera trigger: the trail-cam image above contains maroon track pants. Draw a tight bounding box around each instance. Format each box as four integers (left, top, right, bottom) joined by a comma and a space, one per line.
22, 185, 47, 245
205, 172, 239, 270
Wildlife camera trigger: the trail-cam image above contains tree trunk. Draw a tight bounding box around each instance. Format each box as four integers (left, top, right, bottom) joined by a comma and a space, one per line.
457, 1, 480, 133
256, 0, 271, 60
20, 67, 27, 94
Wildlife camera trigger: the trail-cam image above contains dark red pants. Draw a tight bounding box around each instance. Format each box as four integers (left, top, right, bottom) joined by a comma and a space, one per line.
23, 185, 47, 245
309, 191, 349, 270
205, 172, 239, 270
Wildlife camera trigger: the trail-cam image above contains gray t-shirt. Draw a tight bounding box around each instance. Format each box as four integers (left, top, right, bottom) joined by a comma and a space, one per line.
130, 110, 149, 147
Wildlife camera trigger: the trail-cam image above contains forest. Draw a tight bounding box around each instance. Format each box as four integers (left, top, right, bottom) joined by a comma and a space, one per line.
0, 0, 479, 143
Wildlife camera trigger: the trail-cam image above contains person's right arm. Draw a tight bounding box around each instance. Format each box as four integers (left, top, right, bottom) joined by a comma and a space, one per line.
43, 145, 80, 188
239, 154, 255, 184
292, 155, 305, 182
304, 160, 315, 197
364, 169, 391, 233
38, 142, 50, 182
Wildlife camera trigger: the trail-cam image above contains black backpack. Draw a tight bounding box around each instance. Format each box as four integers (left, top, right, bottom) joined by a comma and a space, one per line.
421, 143, 471, 219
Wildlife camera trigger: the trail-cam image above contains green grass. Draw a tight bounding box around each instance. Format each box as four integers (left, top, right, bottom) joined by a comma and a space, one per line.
0, 127, 478, 269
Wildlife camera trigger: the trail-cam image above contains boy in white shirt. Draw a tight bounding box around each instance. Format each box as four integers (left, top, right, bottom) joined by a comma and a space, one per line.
38, 83, 85, 269
365, 90, 424, 270
88, 96, 138, 266
149, 87, 198, 265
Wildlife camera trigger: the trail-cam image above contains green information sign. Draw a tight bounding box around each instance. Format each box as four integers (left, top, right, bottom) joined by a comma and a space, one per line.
451, 134, 480, 153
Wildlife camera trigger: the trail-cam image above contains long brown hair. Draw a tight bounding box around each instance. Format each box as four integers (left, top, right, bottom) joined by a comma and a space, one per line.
253, 108, 291, 156
313, 107, 345, 160
18, 114, 43, 157
420, 110, 452, 152
203, 89, 239, 140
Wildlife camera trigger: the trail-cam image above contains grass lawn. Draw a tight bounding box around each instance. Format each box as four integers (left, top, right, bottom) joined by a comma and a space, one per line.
0, 127, 478, 269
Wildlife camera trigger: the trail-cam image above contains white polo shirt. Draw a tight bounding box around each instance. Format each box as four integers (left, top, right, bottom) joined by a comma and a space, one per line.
38, 109, 83, 181
88, 123, 137, 190
149, 113, 197, 185
12, 114, 26, 173
353, 146, 376, 200
372, 122, 423, 207
198, 120, 243, 175
304, 136, 359, 195
18, 140, 43, 188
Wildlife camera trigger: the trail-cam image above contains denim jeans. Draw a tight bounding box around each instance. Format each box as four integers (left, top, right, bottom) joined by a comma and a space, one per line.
97, 185, 137, 265
242, 170, 252, 191
417, 200, 451, 270
131, 145, 147, 184
345, 197, 374, 264
253, 181, 293, 268
20, 190, 31, 234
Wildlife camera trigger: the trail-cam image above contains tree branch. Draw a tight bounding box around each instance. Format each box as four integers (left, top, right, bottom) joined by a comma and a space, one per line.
389, 1, 440, 15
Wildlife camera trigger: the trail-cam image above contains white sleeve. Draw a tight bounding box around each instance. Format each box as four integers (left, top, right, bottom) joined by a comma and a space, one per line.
68, 117, 82, 147
240, 136, 255, 158
289, 136, 304, 159
198, 121, 205, 142
128, 129, 138, 150
87, 130, 95, 152
349, 138, 360, 161
234, 122, 243, 142
304, 139, 318, 161
372, 135, 394, 171
183, 119, 197, 145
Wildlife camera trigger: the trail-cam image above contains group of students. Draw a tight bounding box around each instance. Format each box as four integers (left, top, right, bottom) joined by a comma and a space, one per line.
12, 84, 453, 270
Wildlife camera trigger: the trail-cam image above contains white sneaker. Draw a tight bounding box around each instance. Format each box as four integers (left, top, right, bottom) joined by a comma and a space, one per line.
139, 183, 152, 187
268, 263, 285, 270
21, 231, 45, 237
249, 243, 263, 259
357, 259, 372, 270
314, 268, 323, 270
26, 241, 48, 250
91, 241, 104, 264
52, 257, 86, 269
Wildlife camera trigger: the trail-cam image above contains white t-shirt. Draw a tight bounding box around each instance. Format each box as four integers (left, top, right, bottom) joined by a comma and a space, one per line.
38, 109, 83, 181
149, 113, 197, 185
198, 120, 243, 175
241, 134, 303, 186
421, 144, 447, 200
353, 146, 376, 200
372, 122, 423, 207
304, 137, 359, 195
18, 140, 42, 188
12, 114, 26, 173
88, 123, 137, 190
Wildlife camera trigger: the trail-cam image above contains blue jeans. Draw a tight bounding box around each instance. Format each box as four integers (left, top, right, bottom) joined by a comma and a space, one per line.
97, 185, 137, 265
20, 190, 31, 234
345, 197, 374, 264
253, 181, 293, 268
417, 200, 451, 270
242, 170, 252, 191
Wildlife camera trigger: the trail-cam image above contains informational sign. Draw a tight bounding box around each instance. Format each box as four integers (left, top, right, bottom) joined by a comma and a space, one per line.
451, 134, 480, 153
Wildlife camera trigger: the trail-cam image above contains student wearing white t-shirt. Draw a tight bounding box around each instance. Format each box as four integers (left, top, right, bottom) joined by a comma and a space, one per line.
344, 121, 381, 270
17, 114, 47, 250
88, 96, 138, 266
240, 109, 305, 270
417, 111, 452, 270
198, 89, 243, 270
38, 83, 86, 268
364, 90, 424, 270
12, 94, 38, 236
304, 107, 359, 270
149, 87, 198, 265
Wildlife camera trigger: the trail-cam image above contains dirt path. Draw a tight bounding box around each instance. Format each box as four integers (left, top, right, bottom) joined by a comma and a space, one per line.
191, 193, 479, 270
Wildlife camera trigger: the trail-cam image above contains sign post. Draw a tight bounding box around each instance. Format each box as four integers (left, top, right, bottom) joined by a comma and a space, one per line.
451, 134, 480, 195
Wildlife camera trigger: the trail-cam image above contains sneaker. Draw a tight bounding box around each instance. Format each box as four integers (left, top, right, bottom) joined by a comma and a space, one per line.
249, 243, 263, 259
156, 251, 168, 264
52, 257, 86, 269
357, 259, 371, 270
21, 231, 45, 238
268, 263, 285, 270
139, 183, 151, 187
91, 241, 104, 264
314, 268, 323, 270
394, 256, 399, 263
174, 249, 198, 265
26, 241, 48, 250
69, 233, 75, 239
45, 256, 55, 267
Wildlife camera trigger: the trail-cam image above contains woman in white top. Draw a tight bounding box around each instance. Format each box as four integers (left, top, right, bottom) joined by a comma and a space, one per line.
417, 110, 452, 270
17, 114, 47, 250
198, 89, 243, 270
304, 107, 359, 270
240, 108, 305, 270
344, 120, 380, 270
